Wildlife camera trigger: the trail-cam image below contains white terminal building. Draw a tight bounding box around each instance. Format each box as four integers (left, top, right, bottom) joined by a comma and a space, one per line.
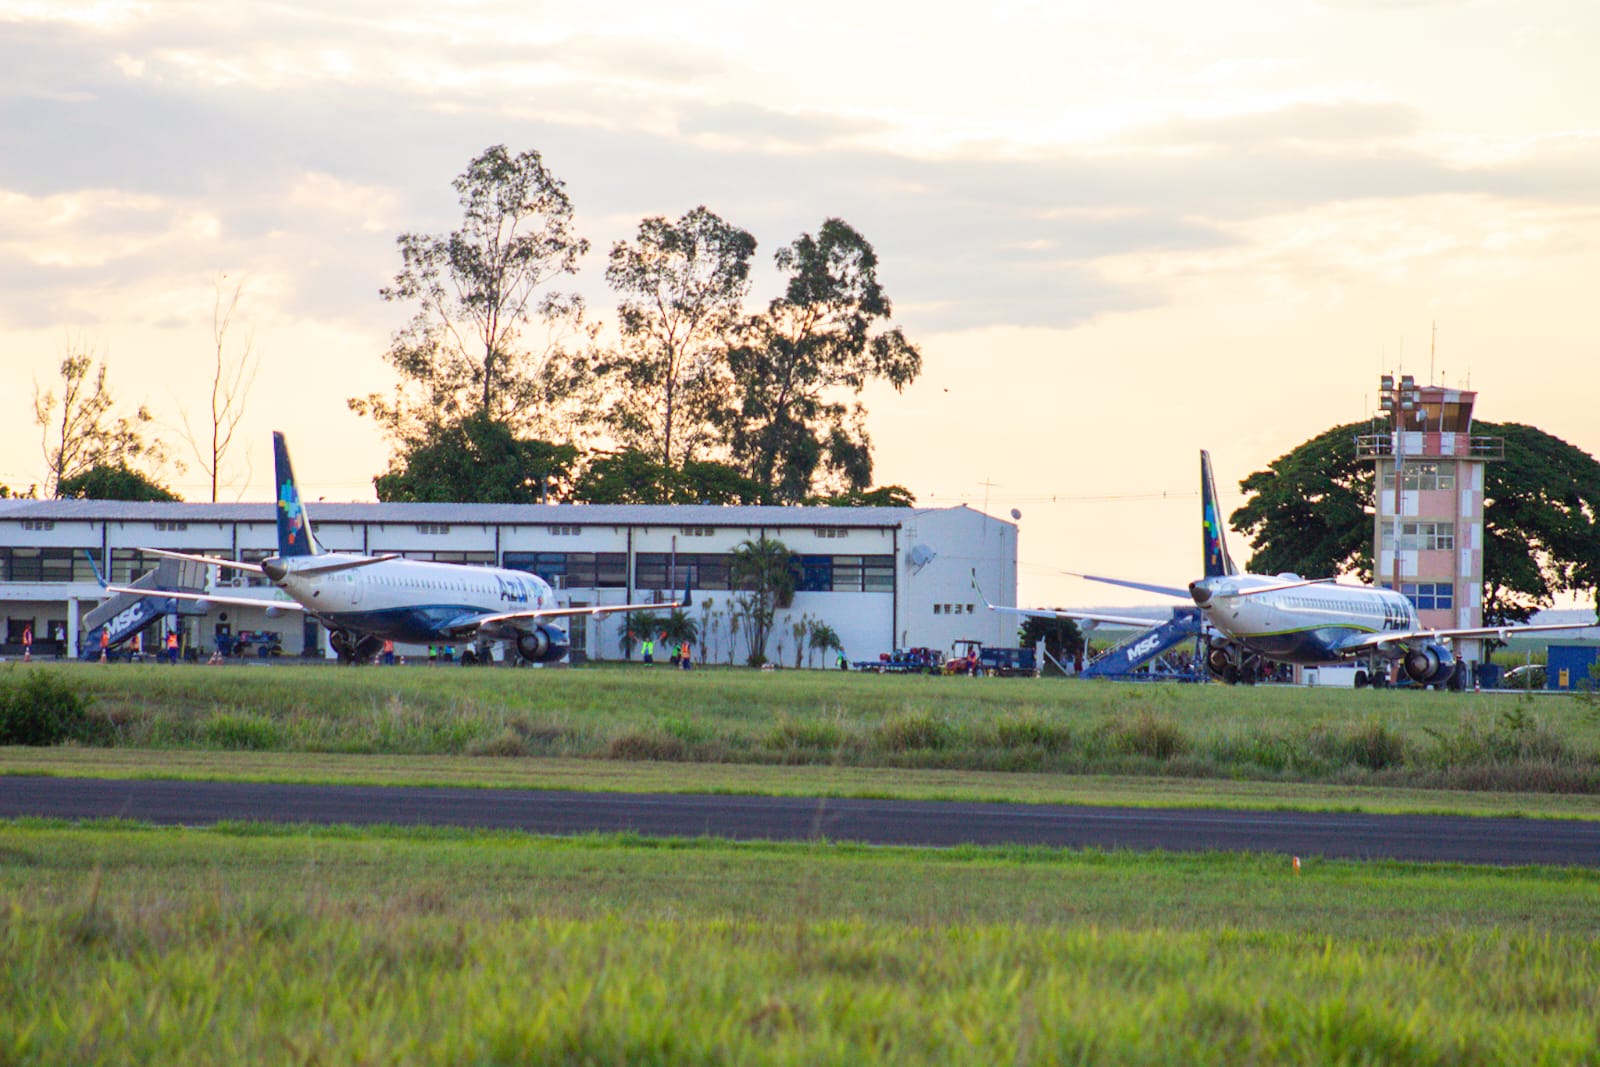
0, 500, 1018, 664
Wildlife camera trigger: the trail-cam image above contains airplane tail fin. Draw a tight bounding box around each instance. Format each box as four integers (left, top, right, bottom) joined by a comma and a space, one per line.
273, 431, 321, 558
1200, 450, 1238, 578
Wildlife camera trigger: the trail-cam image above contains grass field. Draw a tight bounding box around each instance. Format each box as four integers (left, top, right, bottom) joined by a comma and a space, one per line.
4, 821, 1600, 1064
6, 660, 1600, 794
6, 664, 1600, 1061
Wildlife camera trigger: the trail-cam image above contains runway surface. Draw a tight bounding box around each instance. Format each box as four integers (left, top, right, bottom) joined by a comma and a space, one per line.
2, 776, 1598, 866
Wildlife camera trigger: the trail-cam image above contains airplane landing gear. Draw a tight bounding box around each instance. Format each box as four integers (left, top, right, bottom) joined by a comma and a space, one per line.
329, 630, 383, 664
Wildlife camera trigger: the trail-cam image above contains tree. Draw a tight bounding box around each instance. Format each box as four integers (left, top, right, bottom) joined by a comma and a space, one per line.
373, 414, 579, 504
1230, 421, 1375, 582
58, 463, 181, 501
598, 206, 757, 469
808, 620, 842, 667
658, 608, 699, 649
725, 219, 922, 502
572, 450, 764, 505
352, 145, 591, 442
179, 275, 259, 501
1230, 420, 1600, 624
33, 345, 162, 497
1015, 614, 1084, 666
1480, 423, 1600, 623
808, 484, 917, 508
729, 537, 796, 666
619, 610, 664, 661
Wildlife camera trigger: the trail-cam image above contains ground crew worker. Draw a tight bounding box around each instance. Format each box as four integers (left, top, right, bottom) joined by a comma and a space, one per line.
99, 629, 110, 663
679, 641, 691, 670
165, 630, 179, 664
21, 624, 31, 662
837, 650, 848, 671
642, 636, 654, 666
382, 639, 395, 665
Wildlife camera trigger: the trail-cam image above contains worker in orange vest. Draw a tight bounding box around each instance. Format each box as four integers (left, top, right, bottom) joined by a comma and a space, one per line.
165, 630, 179, 665
99, 629, 110, 663
21, 624, 32, 662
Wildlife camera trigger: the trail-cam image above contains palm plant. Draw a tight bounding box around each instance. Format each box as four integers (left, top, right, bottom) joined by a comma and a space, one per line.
809, 621, 842, 668
728, 537, 795, 667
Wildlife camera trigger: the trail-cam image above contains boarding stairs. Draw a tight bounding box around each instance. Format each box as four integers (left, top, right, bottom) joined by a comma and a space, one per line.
1081, 608, 1204, 680
79, 558, 209, 658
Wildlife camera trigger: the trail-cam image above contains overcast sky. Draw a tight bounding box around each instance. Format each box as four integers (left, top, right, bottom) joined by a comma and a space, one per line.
3, 0, 1597, 606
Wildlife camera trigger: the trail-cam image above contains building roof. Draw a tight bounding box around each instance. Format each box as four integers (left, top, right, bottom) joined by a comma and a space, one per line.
0, 497, 976, 529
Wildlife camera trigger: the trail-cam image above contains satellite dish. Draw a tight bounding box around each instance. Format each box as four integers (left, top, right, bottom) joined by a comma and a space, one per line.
1009, 508, 1022, 521
906, 543, 936, 573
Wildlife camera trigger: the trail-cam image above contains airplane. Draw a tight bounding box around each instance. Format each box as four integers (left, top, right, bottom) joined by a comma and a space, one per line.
984, 450, 1593, 687
103, 432, 679, 664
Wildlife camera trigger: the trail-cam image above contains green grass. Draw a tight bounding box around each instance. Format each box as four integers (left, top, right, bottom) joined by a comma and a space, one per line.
6, 747, 1600, 820
4, 822, 1600, 1064
9, 661, 1600, 794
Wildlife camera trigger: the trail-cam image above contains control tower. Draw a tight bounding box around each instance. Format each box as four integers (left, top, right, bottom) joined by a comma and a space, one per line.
1356, 376, 1503, 667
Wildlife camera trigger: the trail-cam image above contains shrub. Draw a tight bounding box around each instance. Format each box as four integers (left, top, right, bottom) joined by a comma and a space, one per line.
1337, 719, 1407, 771
606, 729, 687, 761
1104, 710, 1188, 760
0, 670, 96, 746
764, 715, 845, 754
202, 713, 285, 751
990, 713, 1072, 753
873, 711, 953, 752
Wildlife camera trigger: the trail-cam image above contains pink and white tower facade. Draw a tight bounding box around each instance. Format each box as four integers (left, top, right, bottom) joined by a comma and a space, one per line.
1357, 376, 1503, 668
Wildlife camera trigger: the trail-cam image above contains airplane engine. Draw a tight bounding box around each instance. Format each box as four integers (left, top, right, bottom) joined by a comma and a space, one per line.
516, 625, 570, 664
1402, 643, 1455, 686
1206, 647, 1233, 679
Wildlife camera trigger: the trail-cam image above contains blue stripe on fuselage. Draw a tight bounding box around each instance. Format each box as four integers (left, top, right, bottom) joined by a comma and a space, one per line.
315, 604, 562, 646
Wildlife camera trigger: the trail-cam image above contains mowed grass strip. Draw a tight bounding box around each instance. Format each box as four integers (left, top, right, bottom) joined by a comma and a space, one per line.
8, 661, 1600, 793
3, 823, 1600, 1065
6, 747, 1600, 820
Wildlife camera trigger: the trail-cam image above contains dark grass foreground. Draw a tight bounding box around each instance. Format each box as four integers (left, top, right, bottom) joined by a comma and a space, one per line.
3, 823, 1600, 1064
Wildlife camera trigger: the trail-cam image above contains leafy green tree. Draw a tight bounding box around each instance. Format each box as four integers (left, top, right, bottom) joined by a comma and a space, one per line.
572, 450, 763, 505
58, 463, 181, 501
33, 346, 163, 497
1480, 423, 1600, 622
1230, 421, 1375, 582
599, 206, 757, 469
1015, 614, 1084, 665
373, 413, 579, 503
725, 219, 922, 502
1230, 420, 1600, 623
353, 145, 591, 443
808, 484, 916, 507
729, 537, 796, 667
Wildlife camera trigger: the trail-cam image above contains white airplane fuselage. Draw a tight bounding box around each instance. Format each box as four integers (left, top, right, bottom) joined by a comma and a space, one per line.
268, 553, 558, 645
1189, 574, 1419, 665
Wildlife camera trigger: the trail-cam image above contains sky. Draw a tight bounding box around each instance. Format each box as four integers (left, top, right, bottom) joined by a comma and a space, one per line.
2, 0, 1598, 607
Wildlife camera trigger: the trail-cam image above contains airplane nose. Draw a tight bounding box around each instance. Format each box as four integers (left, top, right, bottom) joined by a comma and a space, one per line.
261, 558, 287, 582
1188, 580, 1213, 607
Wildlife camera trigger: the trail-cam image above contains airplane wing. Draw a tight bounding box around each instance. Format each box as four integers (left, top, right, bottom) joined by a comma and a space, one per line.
1062, 571, 1190, 600
1335, 620, 1597, 654
971, 570, 1163, 628
438, 600, 685, 637
104, 585, 308, 613
141, 548, 264, 574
